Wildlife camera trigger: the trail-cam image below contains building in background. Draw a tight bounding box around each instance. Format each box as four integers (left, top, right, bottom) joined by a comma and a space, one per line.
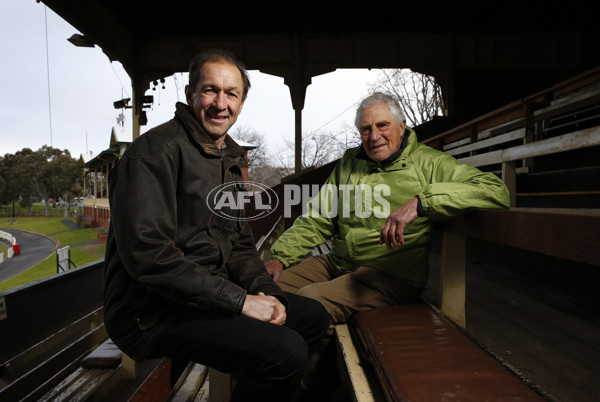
81, 127, 255, 229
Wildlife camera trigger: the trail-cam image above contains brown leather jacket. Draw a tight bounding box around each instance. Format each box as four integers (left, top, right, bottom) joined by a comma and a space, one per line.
103, 102, 285, 360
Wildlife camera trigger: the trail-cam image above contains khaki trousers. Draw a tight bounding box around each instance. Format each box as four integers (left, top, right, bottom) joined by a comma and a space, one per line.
278, 254, 421, 324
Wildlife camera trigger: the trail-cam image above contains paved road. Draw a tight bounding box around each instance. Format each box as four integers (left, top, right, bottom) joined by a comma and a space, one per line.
0, 228, 56, 283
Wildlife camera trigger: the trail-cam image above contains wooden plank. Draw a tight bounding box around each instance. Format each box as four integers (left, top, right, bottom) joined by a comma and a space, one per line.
168, 363, 208, 402
256, 216, 284, 262
443, 119, 524, 152
457, 126, 600, 168
67, 368, 117, 402
446, 128, 526, 156
440, 209, 600, 266
458, 149, 503, 167
0, 326, 107, 402
129, 358, 173, 402
335, 324, 375, 402
37, 367, 89, 401
423, 99, 525, 147
426, 66, 600, 150
1, 307, 103, 381
532, 89, 600, 121
502, 126, 600, 162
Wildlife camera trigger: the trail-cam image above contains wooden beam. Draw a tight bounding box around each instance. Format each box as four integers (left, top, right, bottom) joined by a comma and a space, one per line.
440, 209, 600, 267
502, 126, 600, 162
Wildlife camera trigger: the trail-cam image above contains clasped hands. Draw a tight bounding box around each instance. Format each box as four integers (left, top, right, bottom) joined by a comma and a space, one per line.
242, 291, 286, 325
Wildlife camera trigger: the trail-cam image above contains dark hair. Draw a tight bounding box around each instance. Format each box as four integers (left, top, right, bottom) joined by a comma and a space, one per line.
188, 49, 251, 99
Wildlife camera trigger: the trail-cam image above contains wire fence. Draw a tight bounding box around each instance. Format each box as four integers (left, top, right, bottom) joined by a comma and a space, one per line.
0, 204, 81, 219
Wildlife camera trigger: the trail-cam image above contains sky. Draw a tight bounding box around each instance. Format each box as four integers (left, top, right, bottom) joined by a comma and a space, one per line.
0, 0, 381, 161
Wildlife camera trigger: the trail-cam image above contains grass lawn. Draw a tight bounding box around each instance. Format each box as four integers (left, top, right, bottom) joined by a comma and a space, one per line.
2, 216, 73, 234
0, 217, 107, 292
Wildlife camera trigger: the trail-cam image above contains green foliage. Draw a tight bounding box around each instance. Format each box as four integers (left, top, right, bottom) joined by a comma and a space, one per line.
0, 146, 83, 215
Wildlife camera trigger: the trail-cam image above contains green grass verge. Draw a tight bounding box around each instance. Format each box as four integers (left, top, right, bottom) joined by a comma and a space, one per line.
2, 216, 73, 234
0, 217, 107, 292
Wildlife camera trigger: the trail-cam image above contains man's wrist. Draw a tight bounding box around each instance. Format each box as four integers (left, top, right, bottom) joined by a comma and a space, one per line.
270, 257, 286, 269
416, 195, 424, 217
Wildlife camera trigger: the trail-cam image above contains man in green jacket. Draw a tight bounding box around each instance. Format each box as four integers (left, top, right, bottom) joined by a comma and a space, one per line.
266, 91, 510, 323
265, 92, 510, 396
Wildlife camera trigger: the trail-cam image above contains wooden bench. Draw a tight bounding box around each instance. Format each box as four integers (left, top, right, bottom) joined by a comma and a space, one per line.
347, 305, 543, 401
4, 313, 174, 402
335, 208, 599, 402
0, 308, 107, 401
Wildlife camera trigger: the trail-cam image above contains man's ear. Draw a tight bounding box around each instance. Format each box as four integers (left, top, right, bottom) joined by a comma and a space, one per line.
399, 119, 407, 134
184, 85, 193, 105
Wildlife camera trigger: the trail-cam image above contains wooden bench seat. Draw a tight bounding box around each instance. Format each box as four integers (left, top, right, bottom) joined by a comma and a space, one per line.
349, 304, 544, 402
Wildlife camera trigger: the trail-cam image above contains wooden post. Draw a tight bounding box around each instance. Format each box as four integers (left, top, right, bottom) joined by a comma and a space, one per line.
502, 160, 517, 208
122, 353, 138, 379
209, 368, 232, 402
440, 232, 466, 328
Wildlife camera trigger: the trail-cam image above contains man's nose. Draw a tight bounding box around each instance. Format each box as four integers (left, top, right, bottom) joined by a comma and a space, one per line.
213, 91, 227, 109
369, 127, 382, 141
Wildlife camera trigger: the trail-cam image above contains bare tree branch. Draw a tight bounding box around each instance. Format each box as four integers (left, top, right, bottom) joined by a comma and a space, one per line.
369, 69, 445, 126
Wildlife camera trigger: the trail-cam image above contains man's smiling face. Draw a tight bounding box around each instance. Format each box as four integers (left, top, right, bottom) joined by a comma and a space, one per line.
358, 102, 406, 163
185, 61, 245, 144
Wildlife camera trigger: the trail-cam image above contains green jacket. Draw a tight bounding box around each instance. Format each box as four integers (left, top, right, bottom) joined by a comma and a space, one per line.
270, 129, 510, 290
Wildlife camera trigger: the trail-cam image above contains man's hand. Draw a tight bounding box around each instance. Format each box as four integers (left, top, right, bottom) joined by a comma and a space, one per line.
265, 259, 284, 282
242, 292, 287, 325
380, 197, 419, 249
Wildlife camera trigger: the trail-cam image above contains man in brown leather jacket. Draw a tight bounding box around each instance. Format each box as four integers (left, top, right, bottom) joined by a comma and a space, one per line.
103, 49, 329, 402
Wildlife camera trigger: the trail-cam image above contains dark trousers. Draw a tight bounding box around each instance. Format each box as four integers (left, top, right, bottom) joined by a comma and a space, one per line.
153, 292, 330, 402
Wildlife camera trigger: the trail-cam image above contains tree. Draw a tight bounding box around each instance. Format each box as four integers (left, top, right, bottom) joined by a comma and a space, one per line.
0, 155, 6, 205
10, 149, 44, 216
45, 149, 82, 217
369, 69, 445, 126
230, 126, 286, 188
230, 127, 269, 175
0, 153, 19, 206
38, 146, 64, 216
277, 129, 347, 172
0, 146, 82, 217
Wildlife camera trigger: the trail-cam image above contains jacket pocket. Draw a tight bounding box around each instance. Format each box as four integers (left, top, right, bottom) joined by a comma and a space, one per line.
134, 287, 171, 331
